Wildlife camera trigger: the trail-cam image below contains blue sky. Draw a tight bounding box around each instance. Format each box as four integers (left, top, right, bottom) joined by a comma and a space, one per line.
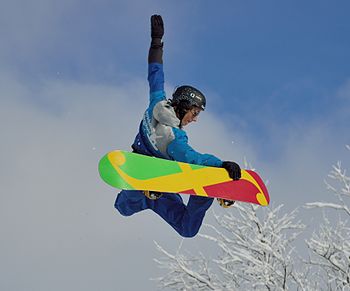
1, 1, 350, 290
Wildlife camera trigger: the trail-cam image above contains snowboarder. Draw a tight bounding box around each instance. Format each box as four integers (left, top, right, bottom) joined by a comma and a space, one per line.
115, 15, 241, 238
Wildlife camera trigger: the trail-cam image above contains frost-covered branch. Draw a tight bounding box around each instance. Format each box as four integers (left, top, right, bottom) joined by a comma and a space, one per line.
304, 202, 350, 216
154, 204, 308, 290
200, 204, 306, 290
305, 145, 350, 289
153, 240, 220, 290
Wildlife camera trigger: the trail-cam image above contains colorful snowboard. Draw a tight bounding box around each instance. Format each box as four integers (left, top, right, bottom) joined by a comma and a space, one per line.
98, 150, 270, 206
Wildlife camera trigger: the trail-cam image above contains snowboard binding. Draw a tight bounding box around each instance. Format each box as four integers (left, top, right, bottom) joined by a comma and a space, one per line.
143, 190, 163, 200
217, 198, 235, 208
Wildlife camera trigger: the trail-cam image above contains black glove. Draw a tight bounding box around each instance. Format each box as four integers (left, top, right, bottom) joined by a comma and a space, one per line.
149, 15, 164, 64
222, 161, 241, 180
151, 15, 164, 39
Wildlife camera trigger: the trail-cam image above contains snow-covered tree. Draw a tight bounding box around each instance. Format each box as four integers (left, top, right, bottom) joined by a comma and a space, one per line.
305, 145, 350, 290
154, 204, 307, 290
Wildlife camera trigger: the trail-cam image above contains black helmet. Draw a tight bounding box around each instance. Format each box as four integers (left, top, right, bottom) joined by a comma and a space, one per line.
171, 85, 206, 111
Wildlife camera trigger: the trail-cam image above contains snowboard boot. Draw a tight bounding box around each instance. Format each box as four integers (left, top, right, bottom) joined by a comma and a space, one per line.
217, 198, 235, 208
143, 190, 163, 200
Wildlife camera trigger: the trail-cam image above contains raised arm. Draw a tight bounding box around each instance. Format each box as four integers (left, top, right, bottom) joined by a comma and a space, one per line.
148, 15, 165, 99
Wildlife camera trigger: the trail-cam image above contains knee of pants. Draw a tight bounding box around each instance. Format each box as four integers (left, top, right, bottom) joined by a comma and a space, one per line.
114, 191, 132, 216
114, 198, 133, 217
174, 217, 205, 238
179, 228, 200, 238
114, 190, 147, 217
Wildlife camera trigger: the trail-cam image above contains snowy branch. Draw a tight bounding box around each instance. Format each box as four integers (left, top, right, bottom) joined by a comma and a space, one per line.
153, 240, 220, 290
304, 202, 350, 216
304, 145, 350, 289
154, 204, 307, 290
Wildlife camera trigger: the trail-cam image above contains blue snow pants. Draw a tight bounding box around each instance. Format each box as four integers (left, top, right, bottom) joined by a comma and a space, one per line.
115, 190, 214, 238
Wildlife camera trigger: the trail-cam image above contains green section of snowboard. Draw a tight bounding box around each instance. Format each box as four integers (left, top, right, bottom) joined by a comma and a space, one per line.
118, 151, 184, 179
189, 164, 205, 170
99, 154, 134, 189
117, 151, 206, 179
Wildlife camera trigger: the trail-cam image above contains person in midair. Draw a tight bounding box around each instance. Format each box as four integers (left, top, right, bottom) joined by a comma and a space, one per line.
115, 15, 241, 238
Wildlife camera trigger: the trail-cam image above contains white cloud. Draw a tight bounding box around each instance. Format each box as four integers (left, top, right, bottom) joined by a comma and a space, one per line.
0, 71, 164, 290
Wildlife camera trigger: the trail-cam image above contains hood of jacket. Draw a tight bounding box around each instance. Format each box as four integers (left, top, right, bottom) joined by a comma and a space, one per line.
153, 100, 180, 128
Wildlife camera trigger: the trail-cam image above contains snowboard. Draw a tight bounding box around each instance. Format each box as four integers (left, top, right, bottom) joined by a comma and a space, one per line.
98, 150, 270, 206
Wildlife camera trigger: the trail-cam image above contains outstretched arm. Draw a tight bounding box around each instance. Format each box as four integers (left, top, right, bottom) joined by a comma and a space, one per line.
167, 128, 223, 167
168, 129, 242, 180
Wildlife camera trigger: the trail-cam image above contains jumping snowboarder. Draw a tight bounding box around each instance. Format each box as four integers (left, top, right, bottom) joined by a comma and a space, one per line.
115, 15, 241, 238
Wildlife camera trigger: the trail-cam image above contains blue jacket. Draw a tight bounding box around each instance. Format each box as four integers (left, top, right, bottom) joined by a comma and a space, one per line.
132, 63, 223, 167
